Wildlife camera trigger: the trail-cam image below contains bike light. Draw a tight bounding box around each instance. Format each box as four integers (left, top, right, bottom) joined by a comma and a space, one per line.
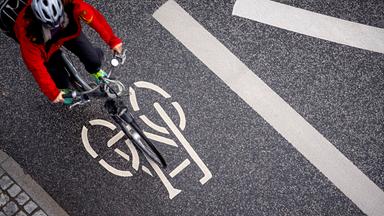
111, 59, 119, 67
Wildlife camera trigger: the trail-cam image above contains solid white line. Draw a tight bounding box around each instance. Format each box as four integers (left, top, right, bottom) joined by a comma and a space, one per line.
140, 115, 169, 134
143, 130, 178, 147
153, 1, 384, 215
169, 159, 191, 178
233, 0, 384, 54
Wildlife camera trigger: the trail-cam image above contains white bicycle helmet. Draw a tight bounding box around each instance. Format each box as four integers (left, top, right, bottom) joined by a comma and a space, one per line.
31, 0, 64, 28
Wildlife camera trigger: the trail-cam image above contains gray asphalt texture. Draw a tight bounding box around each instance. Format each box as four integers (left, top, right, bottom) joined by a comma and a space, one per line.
0, 0, 383, 215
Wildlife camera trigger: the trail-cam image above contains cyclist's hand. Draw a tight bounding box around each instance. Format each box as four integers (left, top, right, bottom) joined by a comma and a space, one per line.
112, 43, 123, 54
53, 92, 64, 103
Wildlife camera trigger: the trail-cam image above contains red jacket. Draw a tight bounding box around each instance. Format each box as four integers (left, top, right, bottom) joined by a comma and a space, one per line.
14, 0, 122, 101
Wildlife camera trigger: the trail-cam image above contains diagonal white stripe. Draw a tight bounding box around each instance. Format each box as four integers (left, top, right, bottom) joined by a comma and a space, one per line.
233, 0, 384, 54
169, 159, 191, 178
153, 1, 384, 215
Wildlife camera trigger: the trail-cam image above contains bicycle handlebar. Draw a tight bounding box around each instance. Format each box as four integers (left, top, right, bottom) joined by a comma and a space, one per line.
63, 91, 77, 99
63, 49, 127, 108
111, 49, 127, 67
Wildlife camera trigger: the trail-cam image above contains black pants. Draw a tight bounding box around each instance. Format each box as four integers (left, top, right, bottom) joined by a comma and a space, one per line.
45, 32, 104, 89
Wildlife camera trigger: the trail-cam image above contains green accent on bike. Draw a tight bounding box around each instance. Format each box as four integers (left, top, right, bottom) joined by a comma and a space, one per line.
64, 98, 73, 105
91, 69, 107, 84
60, 89, 73, 105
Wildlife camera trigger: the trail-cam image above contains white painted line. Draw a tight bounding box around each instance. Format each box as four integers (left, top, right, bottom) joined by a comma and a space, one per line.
114, 148, 130, 161
171, 102, 186, 131
129, 87, 140, 111
232, 0, 384, 54
143, 130, 178, 147
81, 126, 98, 158
89, 119, 116, 130
107, 131, 125, 147
169, 159, 191, 178
154, 102, 212, 185
153, 1, 384, 215
140, 115, 169, 134
126, 140, 139, 171
99, 160, 133, 177
144, 154, 182, 199
142, 166, 153, 176
135, 81, 171, 98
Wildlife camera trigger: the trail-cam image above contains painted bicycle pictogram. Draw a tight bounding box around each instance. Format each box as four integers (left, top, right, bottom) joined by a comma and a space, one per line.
82, 81, 212, 199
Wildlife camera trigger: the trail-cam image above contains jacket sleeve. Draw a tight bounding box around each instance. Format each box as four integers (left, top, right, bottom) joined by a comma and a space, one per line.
75, 1, 122, 48
19, 42, 60, 102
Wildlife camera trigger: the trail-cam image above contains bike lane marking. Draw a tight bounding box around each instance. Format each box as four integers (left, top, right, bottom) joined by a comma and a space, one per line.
169, 159, 191, 178
233, 0, 384, 54
153, 1, 384, 215
154, 102, 213, 185
81, 81, 213, 199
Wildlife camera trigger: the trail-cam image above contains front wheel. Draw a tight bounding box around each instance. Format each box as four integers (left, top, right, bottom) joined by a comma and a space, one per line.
116, 116, 167, 168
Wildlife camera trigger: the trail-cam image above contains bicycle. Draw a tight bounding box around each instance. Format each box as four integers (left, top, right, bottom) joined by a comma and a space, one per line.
60, 48, 167, 168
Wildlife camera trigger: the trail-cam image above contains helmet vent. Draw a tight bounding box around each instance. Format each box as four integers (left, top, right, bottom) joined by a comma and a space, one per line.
32, 0, 64, 27
42, 10, 49, 19
52, 6, 57, 16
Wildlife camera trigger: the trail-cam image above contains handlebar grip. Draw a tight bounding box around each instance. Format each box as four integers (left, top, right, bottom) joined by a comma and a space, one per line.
63, 91, 76, 99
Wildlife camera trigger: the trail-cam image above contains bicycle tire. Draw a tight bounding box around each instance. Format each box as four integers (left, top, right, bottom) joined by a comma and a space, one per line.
116, 116, 167, 168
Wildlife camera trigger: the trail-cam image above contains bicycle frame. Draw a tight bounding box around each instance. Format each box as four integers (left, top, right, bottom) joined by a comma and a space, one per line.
61, 51, 92, 91
60, 48, 167, 168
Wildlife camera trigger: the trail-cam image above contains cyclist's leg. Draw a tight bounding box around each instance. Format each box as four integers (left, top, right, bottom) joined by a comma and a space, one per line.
45, 51, 70, 89
63, 31, 104, 74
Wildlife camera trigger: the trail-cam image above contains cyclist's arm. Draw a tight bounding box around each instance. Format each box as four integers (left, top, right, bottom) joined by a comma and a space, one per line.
19, 42, 60, 102
74, 0, 122, 49
13, 4, 61, 102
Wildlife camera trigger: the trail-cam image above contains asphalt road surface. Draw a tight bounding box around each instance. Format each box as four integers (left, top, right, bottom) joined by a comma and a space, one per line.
0, 0, 383, 215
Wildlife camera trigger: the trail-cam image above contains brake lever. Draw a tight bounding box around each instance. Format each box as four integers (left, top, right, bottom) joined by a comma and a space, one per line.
68, 95, 90, 109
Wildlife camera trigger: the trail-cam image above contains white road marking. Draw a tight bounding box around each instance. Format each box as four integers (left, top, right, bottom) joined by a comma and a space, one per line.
81, 126, 98, 158
143, 130, 178, 147
135, 81, 171, 98
114, 148, 130, 161
154, 102, 212, 185
89, 119, 116, 130
171, 102, 186, 131
153, 1, 384, 215
99, 160, 133, 177
129, 87, 140, 111
140, 115, 169, 134
232, 0, 384, 54
169, 159, 191, 178
126, 140, 140, 171
142, 166, 153, 176
107, 131, 125, 147
144, 154, 182, 199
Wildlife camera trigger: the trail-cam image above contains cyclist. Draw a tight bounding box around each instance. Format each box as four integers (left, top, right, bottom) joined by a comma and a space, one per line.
13, 0, 123, 104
